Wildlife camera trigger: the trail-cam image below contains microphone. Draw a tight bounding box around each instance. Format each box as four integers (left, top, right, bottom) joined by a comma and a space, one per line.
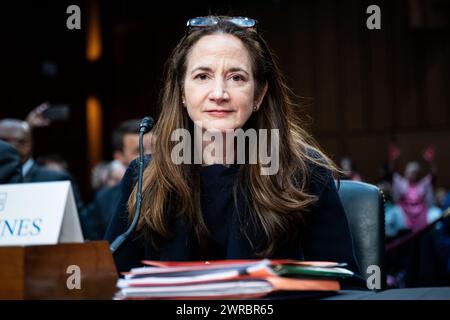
110, 116, 154, 253
139, 116, 154, 134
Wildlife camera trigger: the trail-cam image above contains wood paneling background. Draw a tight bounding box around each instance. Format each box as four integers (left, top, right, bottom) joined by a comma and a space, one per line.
1, 0, 449, 198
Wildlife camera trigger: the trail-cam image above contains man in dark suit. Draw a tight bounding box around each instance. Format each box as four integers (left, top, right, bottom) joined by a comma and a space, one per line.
0, 119, 83, 208
0, 119, 66, 182
0, 139, 22, 184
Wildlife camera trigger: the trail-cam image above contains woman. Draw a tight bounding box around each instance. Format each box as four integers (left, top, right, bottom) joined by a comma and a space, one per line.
105, 16, 360, 277
388, 144, 441, 233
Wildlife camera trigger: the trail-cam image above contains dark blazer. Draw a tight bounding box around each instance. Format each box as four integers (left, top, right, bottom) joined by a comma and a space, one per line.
81, 184, 121, 240
0, 140, 23, 184
23, 162, 71, 183
23, 162, 84, 211
106, 155, 362, 281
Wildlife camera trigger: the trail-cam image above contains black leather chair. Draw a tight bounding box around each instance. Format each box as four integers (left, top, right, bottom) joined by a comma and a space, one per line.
336, 180, 387, 290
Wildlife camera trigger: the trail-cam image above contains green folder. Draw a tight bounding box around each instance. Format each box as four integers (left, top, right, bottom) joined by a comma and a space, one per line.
271, 264, 354, 279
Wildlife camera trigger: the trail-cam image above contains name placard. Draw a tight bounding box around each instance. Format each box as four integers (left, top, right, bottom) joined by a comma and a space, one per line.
0, 181, 83, 246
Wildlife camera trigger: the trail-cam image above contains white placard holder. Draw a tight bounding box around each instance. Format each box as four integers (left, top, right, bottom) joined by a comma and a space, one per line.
0, 181, 83, 246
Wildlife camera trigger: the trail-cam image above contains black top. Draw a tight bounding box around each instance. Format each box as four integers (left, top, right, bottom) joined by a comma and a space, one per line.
197, 164, 238, 260
105, 156, 360, 278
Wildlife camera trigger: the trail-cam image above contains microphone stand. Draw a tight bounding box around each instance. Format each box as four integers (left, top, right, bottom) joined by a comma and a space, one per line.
110, 117, 153, 253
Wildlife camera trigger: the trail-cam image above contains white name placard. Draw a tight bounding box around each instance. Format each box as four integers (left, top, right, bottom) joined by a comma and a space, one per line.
0, 181, 83, 246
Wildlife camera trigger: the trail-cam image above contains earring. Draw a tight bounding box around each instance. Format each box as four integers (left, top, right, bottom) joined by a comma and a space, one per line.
253, 105, 258, 112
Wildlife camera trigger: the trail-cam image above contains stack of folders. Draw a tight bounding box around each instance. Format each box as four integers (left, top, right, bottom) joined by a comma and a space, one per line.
114, 259, 354, 300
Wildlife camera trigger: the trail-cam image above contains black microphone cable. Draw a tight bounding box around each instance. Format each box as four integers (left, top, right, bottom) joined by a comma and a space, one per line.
110, 116, 154, 253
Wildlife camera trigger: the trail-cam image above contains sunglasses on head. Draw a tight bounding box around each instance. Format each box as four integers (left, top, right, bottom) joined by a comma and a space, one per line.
186, 16, 258, 30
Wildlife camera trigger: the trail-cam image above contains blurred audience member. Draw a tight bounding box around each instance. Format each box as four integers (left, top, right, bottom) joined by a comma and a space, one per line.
375, 161, 405, 238
0, 119, 33, 165
434, 207, 450, 282
82, 119, 153, 240
385, 145, 450, 288
89, 159, 127, 193
340, 156, 362, 181
105, 160, 126, 187
389, 144, 442, 233
443, 193, 450, 212
90, 161, 110, 192
0, 118, 83, 210
0, 119, 61, 181
436, 188, 450, 211
112, 119, 153, 165
385, 203, 407, 239
0, 139, 22, 184
377, 162, 393, 187
36, 154, 69, 173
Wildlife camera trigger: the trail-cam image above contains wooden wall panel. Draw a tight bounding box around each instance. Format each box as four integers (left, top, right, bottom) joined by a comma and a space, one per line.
366, 11, 392, 130
347, 135, 392, 182
314, 0, 339, 133
289, 0, 316, 124
2, 0, 450, 194
425, 42, 448, 127
338, 0, 366, 134
392, 0, 420, 129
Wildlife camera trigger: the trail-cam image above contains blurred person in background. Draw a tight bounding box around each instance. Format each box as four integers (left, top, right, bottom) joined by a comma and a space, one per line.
0, 115, 84, 212
385, 144, 450, 287
90, 161, 111, 193
82, 119, 152, 240
105, 160, 127, 187
36, 154, 69, 173
434, 199, 450, 285
340, 156, 362, 181
0, 119, 67, 183
389, 144, 442, 233
437, 188, 450, 212
0, 139, 23, 184
112, 119, 154, 166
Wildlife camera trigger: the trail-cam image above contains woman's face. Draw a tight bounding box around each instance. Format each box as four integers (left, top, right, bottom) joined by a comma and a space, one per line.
183, 33, 264, 132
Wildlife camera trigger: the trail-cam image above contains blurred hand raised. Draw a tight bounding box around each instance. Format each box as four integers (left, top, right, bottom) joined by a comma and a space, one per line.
26, 102, 51, 128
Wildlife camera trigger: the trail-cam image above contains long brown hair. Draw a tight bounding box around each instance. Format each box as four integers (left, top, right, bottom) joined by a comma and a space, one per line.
128, 17, 340, 256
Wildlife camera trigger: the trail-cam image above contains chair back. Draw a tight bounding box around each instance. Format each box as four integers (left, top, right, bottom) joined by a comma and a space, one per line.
336, 180, 386, 289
